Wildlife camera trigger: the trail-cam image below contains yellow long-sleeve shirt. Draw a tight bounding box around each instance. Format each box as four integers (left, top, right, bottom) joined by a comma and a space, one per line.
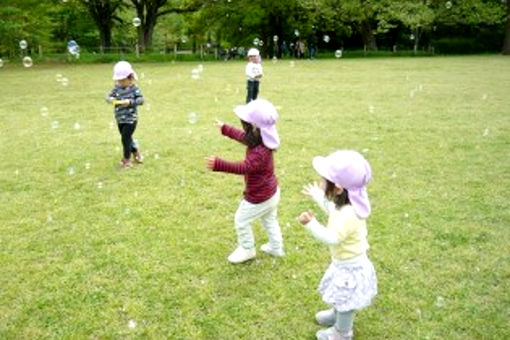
305, 204, 369, 260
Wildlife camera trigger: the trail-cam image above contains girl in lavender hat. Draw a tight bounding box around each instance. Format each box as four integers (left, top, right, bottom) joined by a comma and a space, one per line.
206, 99, 284, 264
298, 150, 377, 340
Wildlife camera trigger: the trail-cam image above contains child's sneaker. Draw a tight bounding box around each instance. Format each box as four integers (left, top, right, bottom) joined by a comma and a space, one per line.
260, 243, 285, 257
120, 159, 132, 168
134, 152, 144, 164
316, 327, 353, 340
227, 246, 256, 264
315, 308, 336, 326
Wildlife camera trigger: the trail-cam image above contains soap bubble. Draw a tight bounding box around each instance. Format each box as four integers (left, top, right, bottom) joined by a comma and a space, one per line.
273, 35, 278, 42
191, 68, 200, 80
253, 38, 260, 46
97, 181, 103, 189
181, 36, 188, 44
40, 106, 49, 116
188, 112, 199, 124
51, 121, 59, 129
85, 162, 91, 170
410, 34, 415, 40
67, 40, 80, 58
435, 296, 445, 308
60, 77, 69, 86
0, 59, 3, 68
272, 56, 278, 63
56, 73, 63, 82
335, 50, 343, 58
67, 167, 75, 176
22, 56, 33, 68
132, 17, 141, 27
445, 1, 452, 9
294, 29, 300, 37
19, 40, 27, 50
323, 35, 330, 43
289, 61, 295, 68
197, 64, 204, 72
73, 122, 80, 130
128, 320, 137, 329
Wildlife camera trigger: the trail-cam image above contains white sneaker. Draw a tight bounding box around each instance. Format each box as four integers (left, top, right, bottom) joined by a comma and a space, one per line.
315, 308, 336, 326
260, 243, 285, 257
227, 246, 256, 264
316, 327, 353, 340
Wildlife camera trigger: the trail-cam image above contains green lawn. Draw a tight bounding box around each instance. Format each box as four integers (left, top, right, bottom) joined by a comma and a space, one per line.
1, 56, 509, 339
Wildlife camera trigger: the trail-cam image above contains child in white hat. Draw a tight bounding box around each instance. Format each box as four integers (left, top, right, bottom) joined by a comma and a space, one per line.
206, 99, 284, 264
106, 61, 144, 168
298, 150, 377, 340
245, 48, 263, 103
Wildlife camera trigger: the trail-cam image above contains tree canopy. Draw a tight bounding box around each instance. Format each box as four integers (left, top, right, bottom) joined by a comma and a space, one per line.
0, 0, 508, 56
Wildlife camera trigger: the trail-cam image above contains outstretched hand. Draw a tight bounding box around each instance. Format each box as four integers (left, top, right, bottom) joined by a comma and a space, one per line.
205, 156, 216, 170
214, 119, 224, 129
297, 211, 315, 225
301, 182, 323, 199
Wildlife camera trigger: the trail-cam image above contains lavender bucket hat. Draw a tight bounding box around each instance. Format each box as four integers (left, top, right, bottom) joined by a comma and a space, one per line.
312, 150, 372, 219
113, 61, 137, 80
234, 99, 280, 149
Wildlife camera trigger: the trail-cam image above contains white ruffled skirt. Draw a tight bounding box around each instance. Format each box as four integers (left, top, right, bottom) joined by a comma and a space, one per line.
318, 254, 377, 312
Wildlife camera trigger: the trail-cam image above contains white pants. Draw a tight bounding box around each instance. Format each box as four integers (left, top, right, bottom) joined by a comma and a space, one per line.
234, 188, 283, 250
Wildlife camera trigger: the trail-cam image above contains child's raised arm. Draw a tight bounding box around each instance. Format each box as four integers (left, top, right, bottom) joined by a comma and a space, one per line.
301, 182, 331, 214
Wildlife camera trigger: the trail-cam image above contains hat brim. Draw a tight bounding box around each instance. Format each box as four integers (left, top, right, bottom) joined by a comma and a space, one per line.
312, 156, 335, 184
234, 104, 250, 122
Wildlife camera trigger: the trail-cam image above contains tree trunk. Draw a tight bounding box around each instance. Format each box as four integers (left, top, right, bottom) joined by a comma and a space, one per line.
360, 20, 377, 51
99, 22, 113, 52
502, 2, 510, 55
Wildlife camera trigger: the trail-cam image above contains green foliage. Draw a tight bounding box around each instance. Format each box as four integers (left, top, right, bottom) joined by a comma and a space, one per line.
0, 57, 509, 339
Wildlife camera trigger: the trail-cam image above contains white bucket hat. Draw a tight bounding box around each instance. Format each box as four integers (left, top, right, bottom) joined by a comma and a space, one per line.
312, 150, 372, 219
113, 61, 137, 80
247, 48, 260, 57
234, 99, 280, 149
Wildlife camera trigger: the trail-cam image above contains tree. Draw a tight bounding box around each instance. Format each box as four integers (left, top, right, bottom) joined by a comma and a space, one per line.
79, 0, 125, 52
502, 0, 510, 54
129, 0, 204, 51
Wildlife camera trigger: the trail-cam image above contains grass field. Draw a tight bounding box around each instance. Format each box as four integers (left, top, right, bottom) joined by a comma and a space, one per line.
1, 56, 509, 339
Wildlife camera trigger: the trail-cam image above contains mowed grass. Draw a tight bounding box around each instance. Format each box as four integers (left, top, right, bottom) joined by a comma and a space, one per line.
0, 55, 509, 339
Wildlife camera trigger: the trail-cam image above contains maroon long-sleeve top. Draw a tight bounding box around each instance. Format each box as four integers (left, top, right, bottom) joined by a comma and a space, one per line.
213, 124, 278, 204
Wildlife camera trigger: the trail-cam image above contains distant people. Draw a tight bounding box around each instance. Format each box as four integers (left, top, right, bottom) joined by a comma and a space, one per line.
296, 40, 305, 58
245, 48, 263, 103
106, 61, 144, 168
206, 99, 285, 264
280, 41, 287, 58
308, 32, 318, 59
298, 150, 377, 340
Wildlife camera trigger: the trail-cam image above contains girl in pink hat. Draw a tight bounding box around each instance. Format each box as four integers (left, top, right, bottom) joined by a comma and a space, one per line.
106, 61, 144, 168
298, 150, 377, 340
206, 99, 284, 264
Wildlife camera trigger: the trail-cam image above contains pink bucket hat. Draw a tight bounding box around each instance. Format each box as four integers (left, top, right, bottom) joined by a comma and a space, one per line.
312, 150, 372, 219
234, 99, 280, 149
113, 61, 137, 80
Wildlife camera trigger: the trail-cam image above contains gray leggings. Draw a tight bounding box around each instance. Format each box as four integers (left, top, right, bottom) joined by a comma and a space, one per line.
335, 310, 355, 333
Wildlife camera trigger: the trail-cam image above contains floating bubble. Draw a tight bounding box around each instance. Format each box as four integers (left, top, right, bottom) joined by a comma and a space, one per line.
292, 274, 297, 279
181, 36, 188, 44
410, 34, 415, 40
51, 121, 59, 129
0, 58, 3, 68
19, 40, 28, 50
435, 296, 445, 308
272, 56, 278, 63
180, 178, 186, 186
132, 17, 141, 27
409, 90, 415, 98
253, 38, 260, 46
40, 106, 49, 116
197, 64, 204, 72
97, 181, 103, 189
154, 153, 159, 160
191, 68, 200, 80
67, 167, 75, 176
61, 77, 69, 86
445, 1, 452, 9
289, 61, 295, 68
294, 29, 300, 37
56, 73, 63, 82
273, 35, 278, 42
47, 213, 53, 222
482, 128, 489, 137
188, 112, 199, 124
323, 35, 330, 43
67, 40, 80, 58
73, 122, 81, 130
335, 49, 343, 58
368, 105, 375, 113
482, 93, 487, 100
124, 208, 131, 215
128, 320, 137, 329
22, 56, 33, 68
85, 162, 91, 170
15, 169, 19, 176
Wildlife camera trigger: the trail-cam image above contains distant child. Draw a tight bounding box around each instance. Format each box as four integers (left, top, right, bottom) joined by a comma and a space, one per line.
298, 150, 377, 340
245, 48, 263, 103
106, 61, 144, 168
206, 99, 284, 264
